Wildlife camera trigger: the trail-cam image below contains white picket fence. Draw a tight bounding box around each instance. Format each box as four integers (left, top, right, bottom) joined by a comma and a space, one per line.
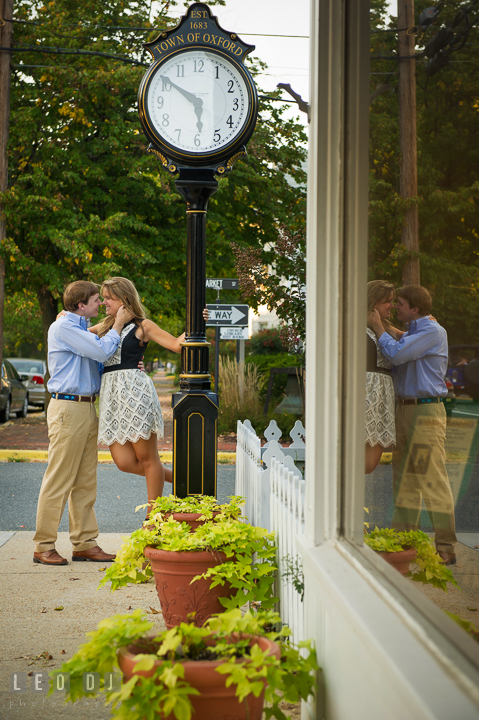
271, 456, 306, 646
235, 419, 306, 643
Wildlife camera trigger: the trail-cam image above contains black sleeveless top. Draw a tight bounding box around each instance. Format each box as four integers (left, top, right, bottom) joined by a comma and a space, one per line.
103, 323, 148, 374
367, 332, 391, 376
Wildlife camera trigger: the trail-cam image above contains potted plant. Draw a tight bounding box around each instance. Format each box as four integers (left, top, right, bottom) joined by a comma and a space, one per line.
100, 496, 278, 628
50, 608, 318, 720
143, 494, 242, 531
364, 527, 459, 591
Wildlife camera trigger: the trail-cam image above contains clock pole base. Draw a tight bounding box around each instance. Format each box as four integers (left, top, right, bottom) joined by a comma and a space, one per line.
172, 390, 219, 498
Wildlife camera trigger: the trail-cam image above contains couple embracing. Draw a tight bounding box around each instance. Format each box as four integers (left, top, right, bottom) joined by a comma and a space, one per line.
33, 278, 184, 566
365, 281, 457, 566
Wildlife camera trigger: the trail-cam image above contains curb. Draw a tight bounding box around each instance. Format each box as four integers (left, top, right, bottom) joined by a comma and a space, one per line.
0, 449, 236, 464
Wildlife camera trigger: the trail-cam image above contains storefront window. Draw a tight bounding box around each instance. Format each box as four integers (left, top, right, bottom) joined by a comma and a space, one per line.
365, 0, 479, 638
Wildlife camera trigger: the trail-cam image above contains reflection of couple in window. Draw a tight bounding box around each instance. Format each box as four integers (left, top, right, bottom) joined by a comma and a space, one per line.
366, 281, 457, 567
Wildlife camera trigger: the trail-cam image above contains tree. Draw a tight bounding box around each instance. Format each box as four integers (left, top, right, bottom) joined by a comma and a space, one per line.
1, 0, 308, 354
369, 0, 479, 343
232, 225, 306, 352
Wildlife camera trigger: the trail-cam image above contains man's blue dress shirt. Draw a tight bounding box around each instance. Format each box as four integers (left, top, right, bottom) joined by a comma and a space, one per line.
378, 316, 448, 399
47, 313, 121, 395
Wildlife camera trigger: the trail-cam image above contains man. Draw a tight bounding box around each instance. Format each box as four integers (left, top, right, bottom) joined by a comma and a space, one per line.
33, 281, 131, 566
369, 285, 457, 566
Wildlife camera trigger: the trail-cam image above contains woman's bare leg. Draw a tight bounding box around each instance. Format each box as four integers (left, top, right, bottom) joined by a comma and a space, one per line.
110, 441, 146, 476
110, 436, 172, 513
131, 435, 172, 514
365, 443, 385, 474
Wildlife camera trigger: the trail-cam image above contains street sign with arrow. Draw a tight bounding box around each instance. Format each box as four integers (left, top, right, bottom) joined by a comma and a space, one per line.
206, 304, 249, 327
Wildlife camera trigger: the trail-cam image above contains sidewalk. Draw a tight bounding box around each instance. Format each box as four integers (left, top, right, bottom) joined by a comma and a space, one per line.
0, 530, 301, 720
0, 531, 166, 719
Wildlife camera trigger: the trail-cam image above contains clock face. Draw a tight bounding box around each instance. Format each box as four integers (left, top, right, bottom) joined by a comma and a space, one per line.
141, 49, 255, 159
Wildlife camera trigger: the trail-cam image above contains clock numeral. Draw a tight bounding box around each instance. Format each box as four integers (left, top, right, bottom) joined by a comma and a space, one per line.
162, 114, 169, 127
233, 98, 238, 111
157, 96, 164, 109
161, 79, 171, 92
215, 66, 219, 79
213, 129, 221, 143
193, 59, 205, 73
226, 115, 233, 129
176, 65, 185, 78
174, 128, 181, 141
227, 80, 234, 93
194, 134, 201, 147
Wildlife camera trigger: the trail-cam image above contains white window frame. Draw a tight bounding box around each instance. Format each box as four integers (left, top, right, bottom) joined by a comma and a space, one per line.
300, 1, 479, 717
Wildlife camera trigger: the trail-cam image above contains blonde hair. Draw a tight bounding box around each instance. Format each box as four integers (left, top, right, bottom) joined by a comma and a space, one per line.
367, 280, 396, 333
96, 277, 148, 338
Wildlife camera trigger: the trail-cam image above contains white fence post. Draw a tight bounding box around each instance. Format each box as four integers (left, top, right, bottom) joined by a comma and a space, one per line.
235, 419, 261, 526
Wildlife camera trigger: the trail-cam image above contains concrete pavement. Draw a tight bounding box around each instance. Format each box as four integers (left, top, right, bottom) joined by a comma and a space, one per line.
0, 531, 166, 720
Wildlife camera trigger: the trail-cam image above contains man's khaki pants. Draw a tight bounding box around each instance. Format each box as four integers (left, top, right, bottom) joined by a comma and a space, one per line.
33, 399, 99, 553
392, 401, 457, 554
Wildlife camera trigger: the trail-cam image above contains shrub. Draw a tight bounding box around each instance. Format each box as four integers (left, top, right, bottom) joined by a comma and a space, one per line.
249, 328, 288, 356
245, 353, 302, 402
218, 356, 265, 433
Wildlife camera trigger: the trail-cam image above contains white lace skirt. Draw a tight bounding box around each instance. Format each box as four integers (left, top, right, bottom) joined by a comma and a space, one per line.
98, 369, 164, 446
365, 371, 396, 448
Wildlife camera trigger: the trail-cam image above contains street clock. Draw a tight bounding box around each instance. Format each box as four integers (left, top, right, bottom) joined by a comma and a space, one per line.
136, 3, 259, 497
138, 3, 258, 168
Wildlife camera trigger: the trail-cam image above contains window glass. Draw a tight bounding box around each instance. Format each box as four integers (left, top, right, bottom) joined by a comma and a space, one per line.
4, 361, 18, 381
366, 0, 479, 638
9, 360, 44, 374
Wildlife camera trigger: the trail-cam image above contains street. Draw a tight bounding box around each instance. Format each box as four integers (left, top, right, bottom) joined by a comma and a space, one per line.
1, 458, 478, 534
0, 464, 236, 533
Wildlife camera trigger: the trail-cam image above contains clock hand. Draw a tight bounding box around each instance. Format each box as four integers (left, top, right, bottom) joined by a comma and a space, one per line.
160, 75, 203, 109
194, 105, 203, 133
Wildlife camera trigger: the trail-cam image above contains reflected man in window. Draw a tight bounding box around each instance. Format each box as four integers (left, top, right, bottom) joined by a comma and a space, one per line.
368, 285, 457, 566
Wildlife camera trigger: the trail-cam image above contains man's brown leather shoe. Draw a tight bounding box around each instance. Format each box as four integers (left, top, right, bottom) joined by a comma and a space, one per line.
33, 550, 68, 566
72, 546, 116, 562
438, 551, 456, 566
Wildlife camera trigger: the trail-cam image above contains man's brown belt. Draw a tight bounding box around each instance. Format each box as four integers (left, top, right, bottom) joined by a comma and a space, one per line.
398, 397, 444, 405
51, 393, 96, 403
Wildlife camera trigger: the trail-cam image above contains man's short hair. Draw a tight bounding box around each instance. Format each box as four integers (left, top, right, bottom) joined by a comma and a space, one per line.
397, 285, 432, 316
63, 281, 99, 312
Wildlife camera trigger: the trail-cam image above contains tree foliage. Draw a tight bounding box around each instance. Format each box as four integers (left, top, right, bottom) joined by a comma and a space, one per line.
1, 0, 307, 353
232, 225, 306, 352
369, 0, 479, 343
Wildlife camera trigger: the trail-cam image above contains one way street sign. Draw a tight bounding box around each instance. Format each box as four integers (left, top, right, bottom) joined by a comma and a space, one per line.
206, 304, 249, 327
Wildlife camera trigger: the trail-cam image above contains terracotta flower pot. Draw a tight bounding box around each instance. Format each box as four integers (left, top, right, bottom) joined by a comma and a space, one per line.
376, 546, 418, 576
117, 634, 280, 720
167, 511, 220, 532
144, 546, 234, 628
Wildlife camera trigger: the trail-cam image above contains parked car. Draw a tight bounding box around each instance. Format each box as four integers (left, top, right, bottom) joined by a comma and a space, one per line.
7, 358, 47, 409
446, 345, 479, 400
0, 360, 29, 422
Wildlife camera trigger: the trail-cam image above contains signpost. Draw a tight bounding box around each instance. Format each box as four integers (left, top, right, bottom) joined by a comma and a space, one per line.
206, 303, 249, 395
137, 3, 258, 498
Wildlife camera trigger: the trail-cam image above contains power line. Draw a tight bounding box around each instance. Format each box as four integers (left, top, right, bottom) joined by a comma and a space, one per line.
0, 44, 148, 66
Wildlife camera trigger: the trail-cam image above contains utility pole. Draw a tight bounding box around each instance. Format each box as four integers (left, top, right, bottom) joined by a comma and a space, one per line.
398, 0, 420, 285
0, 0, 13, 373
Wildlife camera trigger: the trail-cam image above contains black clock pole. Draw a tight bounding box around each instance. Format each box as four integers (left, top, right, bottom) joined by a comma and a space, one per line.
172, 168, 219, 497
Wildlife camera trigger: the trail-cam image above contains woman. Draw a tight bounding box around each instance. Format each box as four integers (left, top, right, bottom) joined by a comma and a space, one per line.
364, 280, 403, 474
90, 277, 184, 514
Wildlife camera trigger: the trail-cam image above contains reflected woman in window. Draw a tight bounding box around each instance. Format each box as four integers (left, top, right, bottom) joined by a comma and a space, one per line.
365, 280, 403, 474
